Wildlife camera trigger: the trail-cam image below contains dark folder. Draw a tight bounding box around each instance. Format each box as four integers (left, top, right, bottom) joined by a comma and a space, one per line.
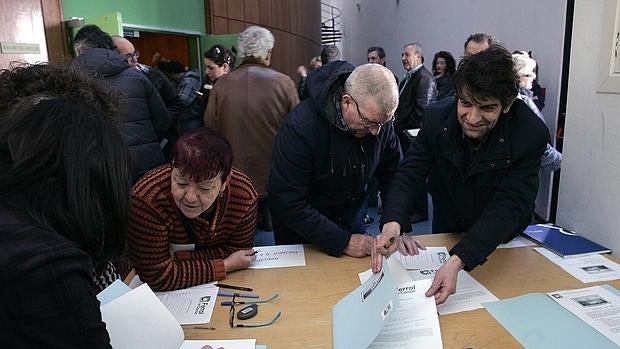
522, 224, 611, 258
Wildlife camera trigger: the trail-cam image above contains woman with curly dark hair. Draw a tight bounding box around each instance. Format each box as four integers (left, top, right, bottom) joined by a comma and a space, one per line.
0, 63, 130, 348
432, 50, 456, 100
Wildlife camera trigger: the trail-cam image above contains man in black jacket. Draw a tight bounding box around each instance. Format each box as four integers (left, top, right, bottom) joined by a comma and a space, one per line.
373, 45, 549, 305
74, 25, 172, 183
268, 62, 402, 258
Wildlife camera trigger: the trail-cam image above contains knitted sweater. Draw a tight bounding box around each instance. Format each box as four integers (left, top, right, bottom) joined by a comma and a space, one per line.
127, 165, 257, 291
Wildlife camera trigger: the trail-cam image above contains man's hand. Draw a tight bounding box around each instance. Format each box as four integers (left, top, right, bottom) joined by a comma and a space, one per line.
343, 234, 374, 257
371, 222, 401, 272
425, 254, 464, 304
223, 249, 257, 273
399, 235, 426, 256
296, 65, 308, 78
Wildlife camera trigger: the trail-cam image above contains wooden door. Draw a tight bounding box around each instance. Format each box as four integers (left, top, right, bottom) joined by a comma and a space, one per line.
0, 0, 49, 69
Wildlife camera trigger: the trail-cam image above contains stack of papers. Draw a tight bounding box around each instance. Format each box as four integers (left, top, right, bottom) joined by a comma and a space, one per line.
98, 281, 256, 349
373, 247, 498, 315
335, 258, 443, 349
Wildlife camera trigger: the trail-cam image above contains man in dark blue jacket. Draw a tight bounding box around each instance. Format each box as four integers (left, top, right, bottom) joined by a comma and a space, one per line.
373, 45, 549, 304
74, 25, 172, 183
268, 62, 402, 257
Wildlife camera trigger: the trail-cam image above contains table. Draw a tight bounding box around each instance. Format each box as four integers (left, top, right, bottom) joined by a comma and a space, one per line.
183, 233, 620, 348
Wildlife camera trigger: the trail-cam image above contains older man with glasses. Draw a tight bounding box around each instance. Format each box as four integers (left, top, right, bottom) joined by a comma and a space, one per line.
267, 62, 402, 258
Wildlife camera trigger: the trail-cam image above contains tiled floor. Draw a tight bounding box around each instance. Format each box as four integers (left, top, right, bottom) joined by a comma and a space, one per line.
254, 195, 434, 246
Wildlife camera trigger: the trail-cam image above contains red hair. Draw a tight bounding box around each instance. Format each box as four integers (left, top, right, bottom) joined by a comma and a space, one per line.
171, 127, 233, 182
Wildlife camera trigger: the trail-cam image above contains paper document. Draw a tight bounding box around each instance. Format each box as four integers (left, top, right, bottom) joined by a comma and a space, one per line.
535, 247, 620, 283
333, 258, 399, 349
249, 244, 306, 269
393, 246, 449, 269
365, 251, 498, 315
97, 279, 131, 305
484, 285, 620, 349
155, 284, 218, 325
368, 278, 443, 349
548, 286, 620, 345
497, 235, 537, 248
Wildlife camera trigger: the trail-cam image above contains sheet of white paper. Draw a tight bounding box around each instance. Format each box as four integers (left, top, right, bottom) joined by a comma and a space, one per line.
368, 279, 443, 349
497, 235, 538, 248
395, 268, 498, 315
179, 339, 256, 349
362, 251, 498, 315
155, 284, 218, 325
535, 247, 620, 283
249, 244, 306, 269
101, 284, 185, 349
547, 286, 620, 345
437, 270, 499, 315
393, 247, 449, 269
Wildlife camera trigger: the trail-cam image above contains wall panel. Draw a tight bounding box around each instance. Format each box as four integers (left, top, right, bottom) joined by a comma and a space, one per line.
206, 0, 321, 79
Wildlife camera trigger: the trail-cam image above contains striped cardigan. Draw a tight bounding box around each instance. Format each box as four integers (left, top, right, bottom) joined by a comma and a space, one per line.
127, 165, 257, 291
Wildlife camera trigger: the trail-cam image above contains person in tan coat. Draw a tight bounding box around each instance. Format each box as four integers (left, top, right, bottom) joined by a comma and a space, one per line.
204, 25, 299, 231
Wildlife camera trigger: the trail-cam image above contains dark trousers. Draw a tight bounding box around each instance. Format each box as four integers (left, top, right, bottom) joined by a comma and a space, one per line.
398, 131, 428, 218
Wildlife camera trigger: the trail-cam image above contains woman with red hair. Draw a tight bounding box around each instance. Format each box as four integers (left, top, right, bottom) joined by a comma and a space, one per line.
125, 127, 258, 291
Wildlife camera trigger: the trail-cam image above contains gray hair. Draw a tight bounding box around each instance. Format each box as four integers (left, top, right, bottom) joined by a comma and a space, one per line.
344, 64, 399, 116
463, 33, 497, 50
403, 42, 424, 58
236, 26, 274, 60
512, 51, 537, 77
320, 45, 340, 64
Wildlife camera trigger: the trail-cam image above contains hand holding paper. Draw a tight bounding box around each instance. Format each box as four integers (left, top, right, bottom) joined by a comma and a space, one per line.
425, 254, 464, 305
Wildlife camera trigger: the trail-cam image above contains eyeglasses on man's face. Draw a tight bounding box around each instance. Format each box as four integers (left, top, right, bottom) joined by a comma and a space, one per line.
227, 293, 281, 328
123, 50, 140, 60
349, 95, 395, 130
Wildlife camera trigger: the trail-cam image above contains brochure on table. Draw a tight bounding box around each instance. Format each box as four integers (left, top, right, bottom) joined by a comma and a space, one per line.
98, 282, 256, 349
483, 284, 620, 349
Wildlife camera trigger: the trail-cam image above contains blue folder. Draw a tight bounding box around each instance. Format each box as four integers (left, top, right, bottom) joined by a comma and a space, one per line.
523, 224, 611, 258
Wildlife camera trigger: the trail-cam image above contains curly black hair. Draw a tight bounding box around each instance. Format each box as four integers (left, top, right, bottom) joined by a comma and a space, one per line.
74, 24, 115, 54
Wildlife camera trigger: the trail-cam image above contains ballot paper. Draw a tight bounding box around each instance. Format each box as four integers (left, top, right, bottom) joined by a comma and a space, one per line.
393, 247, 450, 269
534, 247, 620, 283
154, 284, 219, 325
99, 283, 255, 349
249, 244, 306, 269
547, 286, 620, 345
125, 275, 218, 325
368, 278, 443, 349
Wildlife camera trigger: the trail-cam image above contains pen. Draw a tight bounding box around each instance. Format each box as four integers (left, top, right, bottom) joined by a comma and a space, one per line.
249, 250, 258, 256
193, 325, 215, 330
215, 283, 253, 292
383, 236, 395, 249
218, 291, 259, 298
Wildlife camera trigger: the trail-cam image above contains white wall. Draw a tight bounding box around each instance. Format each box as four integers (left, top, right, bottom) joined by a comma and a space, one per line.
339, 0, 567, 219
557, 0, 620, 255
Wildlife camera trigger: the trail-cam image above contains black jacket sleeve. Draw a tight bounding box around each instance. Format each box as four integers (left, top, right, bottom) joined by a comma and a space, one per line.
268, 120, 352, 256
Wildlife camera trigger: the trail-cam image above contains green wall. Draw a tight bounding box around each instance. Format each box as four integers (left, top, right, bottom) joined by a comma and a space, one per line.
62, 0, 206, 34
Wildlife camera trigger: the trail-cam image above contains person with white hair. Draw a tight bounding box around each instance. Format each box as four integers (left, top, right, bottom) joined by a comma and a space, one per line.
204, 25, 299, 231
268, 62, 402, 258
513, 51, 562, 171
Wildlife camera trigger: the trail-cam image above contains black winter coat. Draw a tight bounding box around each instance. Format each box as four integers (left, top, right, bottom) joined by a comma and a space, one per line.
381, 97, 549, 270
267, 61, 402, 256
74, 48, 172, 182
